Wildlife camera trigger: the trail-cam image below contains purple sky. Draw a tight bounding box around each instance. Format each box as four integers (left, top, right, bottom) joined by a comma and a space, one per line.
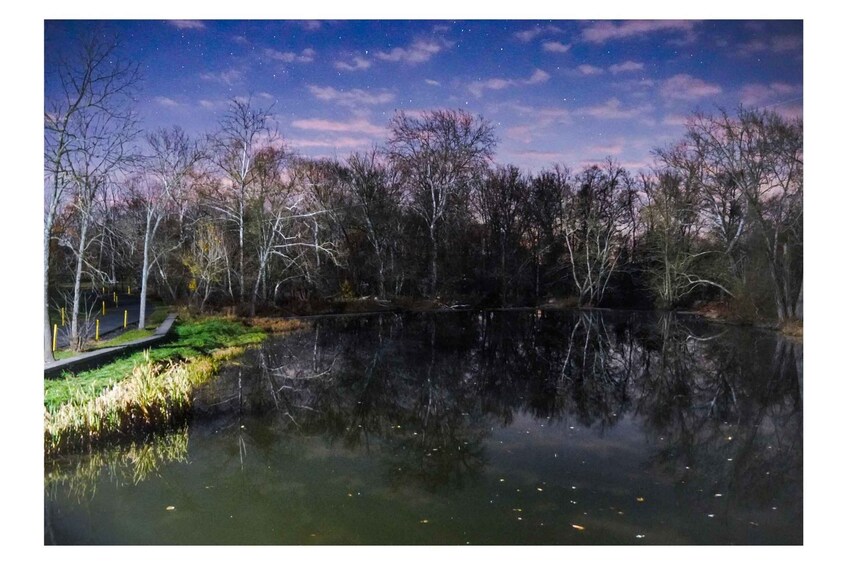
45, 19, 802, 173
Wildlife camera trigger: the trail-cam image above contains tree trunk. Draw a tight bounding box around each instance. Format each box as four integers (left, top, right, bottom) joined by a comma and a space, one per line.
44, 224, 55, 362
70, 215, 90, 350
429, 224, 438, 298
138, 221, 150, 330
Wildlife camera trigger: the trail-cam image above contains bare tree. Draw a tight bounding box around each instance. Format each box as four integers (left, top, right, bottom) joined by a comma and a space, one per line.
44, 31, 140, 357
339, 150, 403, 298
562, 160, 635, 306
387, 109, 496, 297
207, 98, 277, 304
641, 170, 732, 307
474, 165, 528, 304
684, 108, 803, 322
134, 126, 202, 329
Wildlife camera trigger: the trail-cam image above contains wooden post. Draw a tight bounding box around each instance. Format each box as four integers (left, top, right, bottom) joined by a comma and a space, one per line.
102, 301, 106, 315
52, 324, 57, 352
95, 319, 100, 341
60, 307, 65, 326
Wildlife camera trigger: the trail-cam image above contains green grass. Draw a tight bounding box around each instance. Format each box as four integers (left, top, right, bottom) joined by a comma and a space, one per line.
44, 317, 266, 412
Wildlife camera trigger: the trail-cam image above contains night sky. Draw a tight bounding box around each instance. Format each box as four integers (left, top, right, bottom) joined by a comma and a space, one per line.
44, 19, 802, 173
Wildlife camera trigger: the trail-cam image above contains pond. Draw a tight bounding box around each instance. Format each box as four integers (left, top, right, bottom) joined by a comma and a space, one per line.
44, 309, 802, 545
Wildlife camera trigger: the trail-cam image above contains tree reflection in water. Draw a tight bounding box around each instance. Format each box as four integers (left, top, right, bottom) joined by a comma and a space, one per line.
188, 310, 800, 508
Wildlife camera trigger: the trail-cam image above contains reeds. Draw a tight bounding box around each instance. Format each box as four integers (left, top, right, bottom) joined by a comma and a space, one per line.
45, 351, 216, 453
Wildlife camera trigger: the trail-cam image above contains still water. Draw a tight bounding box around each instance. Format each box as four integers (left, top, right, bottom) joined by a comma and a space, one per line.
44, 310, 802, 545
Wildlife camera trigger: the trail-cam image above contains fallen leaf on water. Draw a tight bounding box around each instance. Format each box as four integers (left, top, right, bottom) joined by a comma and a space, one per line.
636, 497, 645, 502
572, 524, 585, 531
420, 519, 429, 524
536, 487, 543, 492
166, 506, 175, 511
636, 534, 645, 539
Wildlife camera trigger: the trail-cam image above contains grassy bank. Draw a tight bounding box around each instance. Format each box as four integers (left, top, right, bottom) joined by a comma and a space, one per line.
44, 316, 305, 454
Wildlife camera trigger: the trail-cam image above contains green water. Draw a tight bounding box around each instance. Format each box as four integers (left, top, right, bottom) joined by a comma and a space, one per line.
44, 310, 802, 544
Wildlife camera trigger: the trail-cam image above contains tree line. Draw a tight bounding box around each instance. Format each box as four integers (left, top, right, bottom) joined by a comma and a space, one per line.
44, 34, 803, 359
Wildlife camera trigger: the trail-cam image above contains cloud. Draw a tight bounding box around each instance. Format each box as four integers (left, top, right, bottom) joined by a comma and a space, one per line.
199, 69, 243, 86
581, 20, 696, 43
334, 56, 372, 72
739, 82, 802, 118
307, 85, 394, 107
168, 20, 205, 30
469, 68, 550, 98
514, 25, 563, 43
425, 79, 441, 86
300, 21, 322, 31
662, 114, 690, 127
609, 60, 644, 74
264, 48, 316, 64
542, 41, 571, 53
154, 96, 180, 107
375, 39, 450, 64
291, 118, 385, 136
506, 126, 534, 144
660, 74, 722, 101
577, 64, 605, 76
288, 136, 372, 149
198, 99, 217, 110
738, 34, 802, 56
580, 98, 651, 119
587, 141, 624, 156
526, 69, 551, 84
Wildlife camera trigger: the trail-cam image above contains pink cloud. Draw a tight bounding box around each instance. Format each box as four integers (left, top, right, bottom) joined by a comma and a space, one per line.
660, 74, 722, 101
506, 126, 534, 144
291, 118, 385, 136
514, 25, 563, 43
375, 39, 449, 64
740, 82, 801, 106
587, 142, 624, 156
264, 48, 316, 64
542, 41, 571, 53
334, 56, 372, 72
288, 136, 371, 149
577, 64, 605, 76
609, 60, 644, 74
468, 69, 550, 98
581, 98, 651, 119
168, 20, 205, 30
307, 85, 394, 107
154, 96, 180, 107
581, 20, 696, 43
739, 34, 802, 56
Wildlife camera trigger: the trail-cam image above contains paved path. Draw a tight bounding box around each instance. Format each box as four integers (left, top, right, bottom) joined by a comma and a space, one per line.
45, 313, 178, 378
51, 291, 145, 349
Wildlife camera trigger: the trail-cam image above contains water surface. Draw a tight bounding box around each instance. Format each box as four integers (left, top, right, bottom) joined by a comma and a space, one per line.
44, 310, 802, 544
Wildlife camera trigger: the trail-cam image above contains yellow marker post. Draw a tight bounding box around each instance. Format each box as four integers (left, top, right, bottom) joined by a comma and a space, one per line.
52, 324, 57, 352
95, 319, 100, 341
114, 292, 118, 306
124, 310, 128, 329
102, 301, 106, 316
61, 307, 65, 326
127, 285, 131, 295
